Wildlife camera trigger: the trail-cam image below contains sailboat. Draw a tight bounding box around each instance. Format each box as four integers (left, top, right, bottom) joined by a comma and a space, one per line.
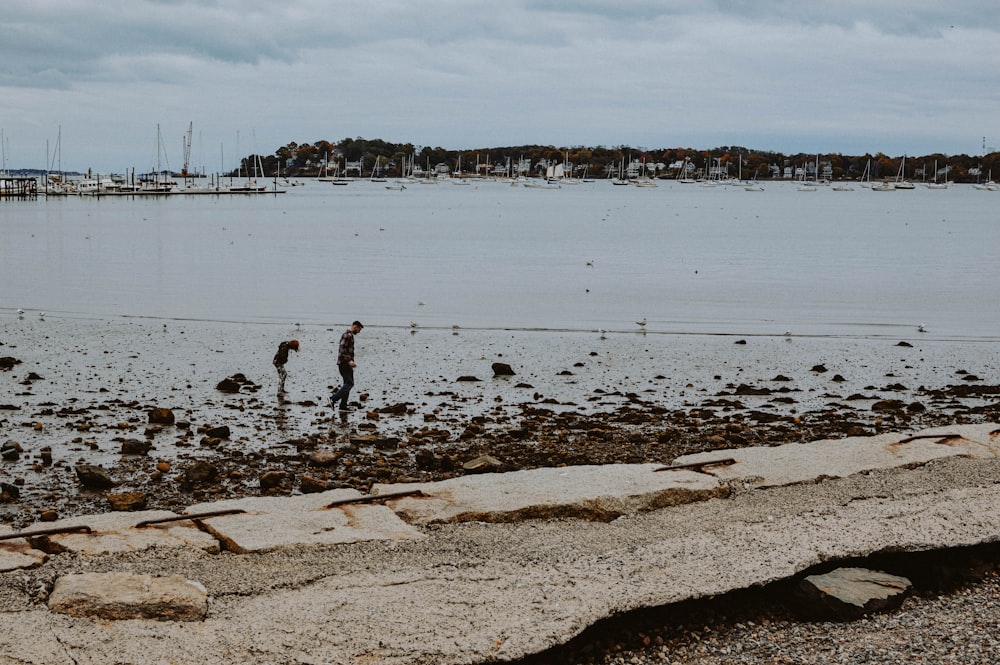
925, 160, 948, 189
973, 169, 998, 191
44, 126, 69, 196
744, 165, 764, 191
368, 156, 387, 183
858, 159, 873, 188
894, 155, 915, 189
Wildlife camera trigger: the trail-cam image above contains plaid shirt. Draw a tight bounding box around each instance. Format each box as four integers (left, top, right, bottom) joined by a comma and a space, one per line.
336, 329, 355, 365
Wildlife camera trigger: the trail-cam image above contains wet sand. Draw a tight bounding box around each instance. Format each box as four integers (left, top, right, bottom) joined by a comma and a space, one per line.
2, 314, 998, 528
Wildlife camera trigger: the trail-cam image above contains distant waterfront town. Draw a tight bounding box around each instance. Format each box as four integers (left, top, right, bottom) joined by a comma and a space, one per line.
2, 135, 998, 197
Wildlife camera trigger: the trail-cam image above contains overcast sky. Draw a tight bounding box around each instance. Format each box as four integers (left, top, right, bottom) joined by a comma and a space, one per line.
2, 1, 998, 173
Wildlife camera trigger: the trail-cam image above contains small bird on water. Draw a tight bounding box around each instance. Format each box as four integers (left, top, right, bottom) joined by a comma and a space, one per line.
636, 318, 646, 327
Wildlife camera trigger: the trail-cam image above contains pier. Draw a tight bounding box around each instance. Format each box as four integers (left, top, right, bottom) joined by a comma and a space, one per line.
0, 177, 38, 199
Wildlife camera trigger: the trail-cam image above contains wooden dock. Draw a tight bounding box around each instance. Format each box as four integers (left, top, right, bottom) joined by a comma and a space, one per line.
0, 177, 38, 199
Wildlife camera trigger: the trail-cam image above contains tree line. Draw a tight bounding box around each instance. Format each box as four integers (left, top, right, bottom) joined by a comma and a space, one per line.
235, 138, 999, 183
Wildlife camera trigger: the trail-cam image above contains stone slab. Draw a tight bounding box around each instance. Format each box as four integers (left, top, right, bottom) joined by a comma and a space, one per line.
187, 489, 427, 553
376, 463, 726, 524
2, 467, 995, 664
672, 423, 1000, 489
0, 528, 48, 571
31, 511, 221, 555
48, 572, 207, 621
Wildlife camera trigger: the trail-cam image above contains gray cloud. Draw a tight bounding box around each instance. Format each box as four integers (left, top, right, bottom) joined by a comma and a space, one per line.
2, 1, 998, 171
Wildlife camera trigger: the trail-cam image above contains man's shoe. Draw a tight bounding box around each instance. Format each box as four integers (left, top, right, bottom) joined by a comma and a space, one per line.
338, 406, 353, 412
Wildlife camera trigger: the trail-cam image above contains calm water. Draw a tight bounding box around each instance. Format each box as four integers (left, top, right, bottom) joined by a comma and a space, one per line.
2, 179, 998, 340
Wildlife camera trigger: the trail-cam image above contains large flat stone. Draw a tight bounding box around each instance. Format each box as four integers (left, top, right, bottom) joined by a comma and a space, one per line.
376, 463, 727, 524
0, 528, 48, 572
672, 423, 1000, 489
186, 489, 427, 553
48, 572, 207, 621
32, 511, 221, 555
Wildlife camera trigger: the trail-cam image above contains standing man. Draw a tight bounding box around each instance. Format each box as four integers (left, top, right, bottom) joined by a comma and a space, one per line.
330, 321, 363, 411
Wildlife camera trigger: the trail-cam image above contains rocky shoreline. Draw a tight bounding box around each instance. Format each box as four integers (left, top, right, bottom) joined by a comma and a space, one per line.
2, 317, 999, 530
3, 316, 1000, 663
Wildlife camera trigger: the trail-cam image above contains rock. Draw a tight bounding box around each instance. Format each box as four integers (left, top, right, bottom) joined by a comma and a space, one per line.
260, 470, 290, 490
811, 364, 828, 373
216, 378, 241, 393
0, 356, 21, 371
492, 362, 516, 376
463, 455, 503, 474
39, 446, 53, 465
377, 403, 409, 415
309, 450, 340, 467
148, 407, 175, 425
872, 399, 906, 413
415, 448, 439, 470
182, 461, 219, 485
456, 375, 481, 382
48, 572, 207, 621
897, 341, 913, 347
121, 438, 152, 455
203, 425, 231, 439
74, 464, 117, 490
1, 440, 23, 460
734, 384, 771, 395
348, 435, 399, 449
1, 482, 20, 501
299, 475, 329, 494
795, 567, 912, 621
107, 491, 148, 511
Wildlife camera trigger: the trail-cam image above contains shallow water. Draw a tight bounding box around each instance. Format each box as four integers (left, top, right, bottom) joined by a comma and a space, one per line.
2, 179, 998, 341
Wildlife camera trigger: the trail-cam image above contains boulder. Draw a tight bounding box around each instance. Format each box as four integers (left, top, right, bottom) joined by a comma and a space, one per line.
148, 407, 175, 425
121, 438, 153, 455
309, 450, 340, 467
260, 470, 290, 491
182, 461, 219, 485
492, 362, 516, 376
1, 440, 23, 460
216, 378, 241, 393
0, 356, 21, 371
48, 573, 207, 621
107, 491, 148, 511
795, 567, 912, 621
1, 482, 20, 501
74, 464, 117, 490
203, 425, 231, 439
463, 455, 503, 474
299, 475, 329, 494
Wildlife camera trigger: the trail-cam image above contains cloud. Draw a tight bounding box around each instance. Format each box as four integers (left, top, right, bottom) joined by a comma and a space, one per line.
2, 1, 998, 171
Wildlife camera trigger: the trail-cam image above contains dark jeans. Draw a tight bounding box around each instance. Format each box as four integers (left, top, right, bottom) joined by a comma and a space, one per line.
330, 363, 354, 408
